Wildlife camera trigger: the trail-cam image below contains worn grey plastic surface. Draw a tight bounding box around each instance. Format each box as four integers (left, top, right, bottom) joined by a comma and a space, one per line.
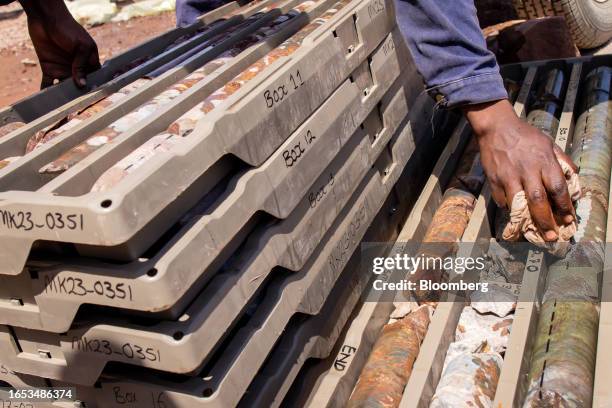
239, 111, 432, 407
0, 99, 411, 407
0, 28, 410, 333
0, 0, 271, 140
0, 0, 397, 276
0, 71, 414, 386
225, 158, 404, 408
0, 34, 441, 407
284, 115, 472, 408
1, 100, 416, 407
240, 193, 403, 408
33, 91, 453, 408
285, 285, 395, 408
0, 0, 340, 329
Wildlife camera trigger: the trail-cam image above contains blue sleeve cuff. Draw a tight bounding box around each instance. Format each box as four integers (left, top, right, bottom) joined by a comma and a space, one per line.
426, 72, 508, 108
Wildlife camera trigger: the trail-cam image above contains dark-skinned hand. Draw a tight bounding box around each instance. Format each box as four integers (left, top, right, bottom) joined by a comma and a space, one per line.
463, 99, 578, 242
20, 0, 101, 89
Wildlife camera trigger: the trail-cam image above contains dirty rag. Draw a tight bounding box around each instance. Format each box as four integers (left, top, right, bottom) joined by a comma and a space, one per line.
502, 157, 581, 257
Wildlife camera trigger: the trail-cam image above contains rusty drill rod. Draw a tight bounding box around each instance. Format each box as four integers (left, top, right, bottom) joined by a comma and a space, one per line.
524, 66, 612, 408
346, 306, 431, 408
410, 137, 486, 300
345, 138, 484, 408
526, 68, 565, 137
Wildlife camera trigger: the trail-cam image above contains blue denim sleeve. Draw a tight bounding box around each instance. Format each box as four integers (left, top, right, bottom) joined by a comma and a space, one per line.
394, 0, 508, 108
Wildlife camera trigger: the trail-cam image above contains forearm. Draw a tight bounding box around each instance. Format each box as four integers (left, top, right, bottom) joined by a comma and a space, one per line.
18, 0, 72, 22
395, 0, 507, 108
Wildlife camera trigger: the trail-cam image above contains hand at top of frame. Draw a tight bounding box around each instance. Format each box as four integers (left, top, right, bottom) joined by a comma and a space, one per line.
20, 0, 101, 89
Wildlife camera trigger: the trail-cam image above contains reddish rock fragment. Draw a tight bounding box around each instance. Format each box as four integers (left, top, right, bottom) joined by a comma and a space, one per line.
347, 306, 431, 408
0, 121, 25, 139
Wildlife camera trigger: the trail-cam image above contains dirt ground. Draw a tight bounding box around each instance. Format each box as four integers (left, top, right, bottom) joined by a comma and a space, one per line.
0, 5, 175, 107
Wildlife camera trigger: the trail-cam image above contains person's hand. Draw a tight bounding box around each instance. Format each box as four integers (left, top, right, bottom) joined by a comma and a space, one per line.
20, 0, 101, 89
463, 99, 577, 242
